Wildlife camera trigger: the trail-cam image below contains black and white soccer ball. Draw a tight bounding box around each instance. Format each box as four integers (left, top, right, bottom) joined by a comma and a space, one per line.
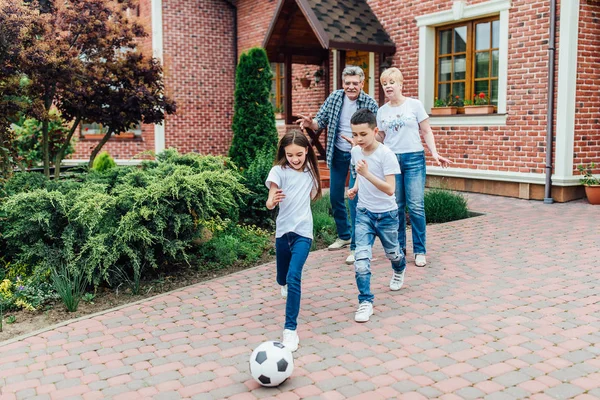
249, 341, 294, 387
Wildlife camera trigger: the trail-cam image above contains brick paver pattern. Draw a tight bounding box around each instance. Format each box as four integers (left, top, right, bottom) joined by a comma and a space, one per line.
1, 193, 599, 399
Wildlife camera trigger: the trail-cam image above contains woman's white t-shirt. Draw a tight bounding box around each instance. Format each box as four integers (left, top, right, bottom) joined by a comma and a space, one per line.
377, 97, 429, 154
351, 144, 400, 213
265, 165, 316, 239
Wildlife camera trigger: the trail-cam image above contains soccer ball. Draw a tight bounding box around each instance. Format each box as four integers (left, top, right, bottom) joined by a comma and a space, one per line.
249, 341, 294, 387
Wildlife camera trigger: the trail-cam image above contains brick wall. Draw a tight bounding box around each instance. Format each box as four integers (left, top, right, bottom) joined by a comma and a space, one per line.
573, 0, 600, 175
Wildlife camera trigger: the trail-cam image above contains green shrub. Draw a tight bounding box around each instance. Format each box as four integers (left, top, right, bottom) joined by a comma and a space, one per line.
11, 111, 74, 168
229, 48, 278, 170
424, 188, 469, 223
0, 150, 249, 288
92, 151, 116, 172
195, 223, 271, 270
311, 195, 336, 248
2, 172, 49, 196
241, 148, 276, 227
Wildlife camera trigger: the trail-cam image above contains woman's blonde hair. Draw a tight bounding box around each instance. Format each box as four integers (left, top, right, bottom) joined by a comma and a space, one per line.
380, 67, 404, 83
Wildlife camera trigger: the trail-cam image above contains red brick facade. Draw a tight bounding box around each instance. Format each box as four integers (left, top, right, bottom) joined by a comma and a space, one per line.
70, 0, 599, 200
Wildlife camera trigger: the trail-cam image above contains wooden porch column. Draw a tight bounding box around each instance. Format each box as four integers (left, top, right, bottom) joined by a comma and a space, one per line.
379, 53, 386, 105
284, 53, 293, 125
336, 50, 346, 89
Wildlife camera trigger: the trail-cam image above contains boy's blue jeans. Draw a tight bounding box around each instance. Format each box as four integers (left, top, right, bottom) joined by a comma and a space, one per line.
275, 232, 312, 330
329, 147, 357, 250
395, 151, 427, 255
354, 207, 405, 304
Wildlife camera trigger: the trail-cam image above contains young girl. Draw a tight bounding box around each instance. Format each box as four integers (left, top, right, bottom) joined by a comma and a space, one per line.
265, 130, 322, 352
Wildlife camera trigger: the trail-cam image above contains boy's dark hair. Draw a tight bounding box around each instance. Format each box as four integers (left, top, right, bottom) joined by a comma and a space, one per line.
351, 108, 377, 129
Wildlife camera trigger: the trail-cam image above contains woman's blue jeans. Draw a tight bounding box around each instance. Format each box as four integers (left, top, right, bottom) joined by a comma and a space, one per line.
395, 151, 427, 255
354, 207, 405, 304
330, 147, 357, 250
275, 232, 312, 330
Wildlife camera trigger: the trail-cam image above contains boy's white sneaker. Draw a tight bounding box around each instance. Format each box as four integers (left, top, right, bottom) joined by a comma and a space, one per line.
328, 238, 351, 250
390, 270, 405, 291
345, 250, 355, 265
282, 329, 299, 352
415, 254, 427, 267
354, 302, 373, 322
280, 284, 287, 298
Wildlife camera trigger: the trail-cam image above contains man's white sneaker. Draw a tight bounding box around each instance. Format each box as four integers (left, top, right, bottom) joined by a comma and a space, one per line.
345, 251, 355, 265
390, 270, 405, 291
415, 254, 427, 267
281, 284, 287, 298
328, 238, 351, 251
354, 302, 373, 322
282, 329, 299, 352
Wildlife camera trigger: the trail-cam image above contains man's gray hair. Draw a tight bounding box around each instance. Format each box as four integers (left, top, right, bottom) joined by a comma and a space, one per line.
342, 65, 365, 82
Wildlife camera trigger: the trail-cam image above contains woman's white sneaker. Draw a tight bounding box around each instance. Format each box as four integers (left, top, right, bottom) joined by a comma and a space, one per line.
345, 251, 355, 265
415, 254, 427, 267
280, 284, 287, 298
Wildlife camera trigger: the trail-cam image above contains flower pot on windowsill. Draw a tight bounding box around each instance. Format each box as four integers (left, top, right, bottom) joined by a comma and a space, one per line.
464, 105, 495, 115
274, 112, 284, 120
584, 185, 600, 205
300, 78, 312, 88
430, 106, 458, 116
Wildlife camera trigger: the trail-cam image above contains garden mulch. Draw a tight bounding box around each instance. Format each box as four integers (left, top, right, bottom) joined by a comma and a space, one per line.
1, 192, 599, 399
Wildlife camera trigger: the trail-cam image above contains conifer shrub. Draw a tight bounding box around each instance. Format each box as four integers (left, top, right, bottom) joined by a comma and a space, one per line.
240, 148, 276, 227
92, 151, 116, 172
229, 47, 278, 170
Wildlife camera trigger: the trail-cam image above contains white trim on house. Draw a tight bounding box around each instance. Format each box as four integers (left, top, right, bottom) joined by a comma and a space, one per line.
428, 114, 508, 126
416, 0, 511, 120
369, 52, 375, 96
333, 49, 338, 91
152, 0, 165, 155
427, 166, 581, 186
554, 0, 580, 182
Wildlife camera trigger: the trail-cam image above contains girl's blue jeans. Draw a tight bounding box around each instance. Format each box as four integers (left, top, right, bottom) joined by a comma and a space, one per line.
275, 232, 312, 330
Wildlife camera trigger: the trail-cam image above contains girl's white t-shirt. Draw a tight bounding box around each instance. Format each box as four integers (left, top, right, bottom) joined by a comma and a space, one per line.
377, 97, 429, 154
265, 165, 316, 239
351, 144, 400, 213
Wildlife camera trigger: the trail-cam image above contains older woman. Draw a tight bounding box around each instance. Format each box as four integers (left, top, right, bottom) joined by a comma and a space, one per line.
376, 67, 451, 267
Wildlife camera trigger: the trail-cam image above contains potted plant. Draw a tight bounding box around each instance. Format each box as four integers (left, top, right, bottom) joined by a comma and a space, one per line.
313, 68, 324, 84
577, 162, 600, 205
299, 73, 312, 88
464, 92, 495, 114
430, 94, 460, 115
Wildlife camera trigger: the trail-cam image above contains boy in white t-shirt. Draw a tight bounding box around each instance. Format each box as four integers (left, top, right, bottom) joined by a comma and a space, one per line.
347, 108, 406, 323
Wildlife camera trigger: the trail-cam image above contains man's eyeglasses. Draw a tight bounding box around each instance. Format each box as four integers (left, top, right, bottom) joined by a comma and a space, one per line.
343, 81, 362, 87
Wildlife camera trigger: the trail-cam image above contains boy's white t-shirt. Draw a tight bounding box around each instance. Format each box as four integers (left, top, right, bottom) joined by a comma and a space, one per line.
265, 165, 316, 239
377, 97, 429, 154
351, 144, 400, 213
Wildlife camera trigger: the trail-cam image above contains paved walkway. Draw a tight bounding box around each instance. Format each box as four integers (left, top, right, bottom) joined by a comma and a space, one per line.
1, 193, 599, 400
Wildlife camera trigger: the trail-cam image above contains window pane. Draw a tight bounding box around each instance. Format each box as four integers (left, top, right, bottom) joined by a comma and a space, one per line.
476, 22, 491, 51
438, 83, 451, 101
454, 26, 467, 53
438, 57, 452, 81
474, 81, 488, 98
491, 50, 499, 77
454, 55, 466, 80
439, 29, 452, 55
475, 52, 490, 78
492, 20, 500, 48
491, 80, 498, 106
279, 63, 285, 75
452, 82, 465, 101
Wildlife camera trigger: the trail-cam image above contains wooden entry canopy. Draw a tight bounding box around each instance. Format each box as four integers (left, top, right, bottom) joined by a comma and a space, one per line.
263, 0, 396, 124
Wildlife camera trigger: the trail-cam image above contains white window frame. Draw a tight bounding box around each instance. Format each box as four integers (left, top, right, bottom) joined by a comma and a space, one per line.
416, 0, 511, 126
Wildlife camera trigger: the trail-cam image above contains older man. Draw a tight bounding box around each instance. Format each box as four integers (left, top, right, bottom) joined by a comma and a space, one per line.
297, 65, 378, 265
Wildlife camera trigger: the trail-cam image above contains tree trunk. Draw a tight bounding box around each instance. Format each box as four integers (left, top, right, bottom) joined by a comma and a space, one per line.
88, 128, 115, 168
54, 116, 81, 179
42, 84, 56, 177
